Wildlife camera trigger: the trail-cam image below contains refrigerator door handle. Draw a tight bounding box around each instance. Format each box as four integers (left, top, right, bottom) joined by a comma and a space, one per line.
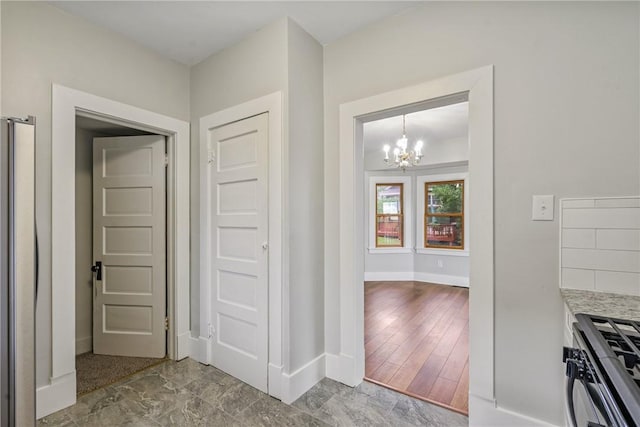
35, 227, 38, 301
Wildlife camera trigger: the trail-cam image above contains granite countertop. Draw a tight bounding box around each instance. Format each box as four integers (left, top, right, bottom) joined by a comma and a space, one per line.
561, 288, 640, 322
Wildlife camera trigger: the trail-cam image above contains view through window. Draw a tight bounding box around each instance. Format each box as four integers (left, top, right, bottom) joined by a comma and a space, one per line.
375, 183, 403, 247
425, 180, 464, 249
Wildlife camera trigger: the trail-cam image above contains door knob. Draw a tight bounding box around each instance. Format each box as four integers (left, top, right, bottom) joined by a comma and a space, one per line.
262, 242, 269, 250
91, 261, 102, 281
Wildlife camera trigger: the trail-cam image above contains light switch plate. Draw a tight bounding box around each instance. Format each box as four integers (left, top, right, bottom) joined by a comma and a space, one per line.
532, 195, 554, 221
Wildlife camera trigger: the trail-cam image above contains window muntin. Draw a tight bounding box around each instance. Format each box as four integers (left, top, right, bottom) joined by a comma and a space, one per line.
375, 183, 403, 247
425, 180, 464, 249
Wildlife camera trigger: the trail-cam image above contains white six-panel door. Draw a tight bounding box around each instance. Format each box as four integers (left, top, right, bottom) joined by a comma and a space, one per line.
92, 135, 166, 358
208, 114, 269, 392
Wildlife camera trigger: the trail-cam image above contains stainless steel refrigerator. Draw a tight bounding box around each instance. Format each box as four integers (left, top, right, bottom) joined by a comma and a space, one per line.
0, 117, 36, 427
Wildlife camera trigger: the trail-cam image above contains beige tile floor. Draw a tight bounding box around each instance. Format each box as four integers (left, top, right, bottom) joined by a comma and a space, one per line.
38, 358, 468, 426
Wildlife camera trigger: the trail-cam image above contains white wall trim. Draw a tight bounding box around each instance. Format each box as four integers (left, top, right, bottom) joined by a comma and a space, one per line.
279, 354, 326, 405
75, 337, 91, 356
414, 272, 469, 287
469, 395, 559, 427
325, 353, 357, 387
363, 271, 469, 287
363, 272, 414, 281
268, 363, 283, 401
177, 332, 193, 361
334, 66, 494, 417
35, 372, 76, 419
416, 248, 469, 257
198, 92, 284, 398
185, 335, 207, 364
368, 248, 413, 254
48, 84, 190, 418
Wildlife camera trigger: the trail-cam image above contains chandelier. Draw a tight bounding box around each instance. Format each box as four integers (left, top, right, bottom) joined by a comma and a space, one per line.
382, 114, 423, 171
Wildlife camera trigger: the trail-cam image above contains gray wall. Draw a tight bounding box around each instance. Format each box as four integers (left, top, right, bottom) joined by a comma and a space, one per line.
323, 2, 639, 424
189, 17, 324, 374
286, 19, 324, 371
1, 1, 190, 387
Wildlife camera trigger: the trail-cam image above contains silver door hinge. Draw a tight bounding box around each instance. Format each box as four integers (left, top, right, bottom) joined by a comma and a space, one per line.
165, 317, 169, 331
207, 150, 216, 165
208, 323, 215, 338
164, 155, 169, 167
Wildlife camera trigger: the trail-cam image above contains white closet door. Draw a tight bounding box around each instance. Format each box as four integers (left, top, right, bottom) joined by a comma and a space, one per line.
208, 113, 269, 392
92, 135, 166, 358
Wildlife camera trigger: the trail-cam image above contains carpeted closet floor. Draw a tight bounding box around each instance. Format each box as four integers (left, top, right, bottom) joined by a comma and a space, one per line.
76, 352, 167, 395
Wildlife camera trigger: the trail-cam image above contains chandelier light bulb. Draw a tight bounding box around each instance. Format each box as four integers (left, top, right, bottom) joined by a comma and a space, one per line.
383, 144, 390, 160
397, 136, 408, 150
415, 140, 423, 157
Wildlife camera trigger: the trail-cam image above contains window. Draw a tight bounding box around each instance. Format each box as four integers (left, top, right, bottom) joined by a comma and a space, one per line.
424, 180, 464, 249
375, 183, 403, 247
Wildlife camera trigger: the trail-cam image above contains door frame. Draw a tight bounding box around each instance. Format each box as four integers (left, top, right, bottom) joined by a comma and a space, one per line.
330, 66, 495, 413
41, 84, 190, 418
198, 92, 284, 400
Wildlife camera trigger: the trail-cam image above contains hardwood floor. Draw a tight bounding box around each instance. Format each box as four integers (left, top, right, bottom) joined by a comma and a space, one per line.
364, 280, 469, 415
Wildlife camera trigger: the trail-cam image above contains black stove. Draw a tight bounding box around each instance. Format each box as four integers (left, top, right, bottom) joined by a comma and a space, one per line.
564, 313, 640, 427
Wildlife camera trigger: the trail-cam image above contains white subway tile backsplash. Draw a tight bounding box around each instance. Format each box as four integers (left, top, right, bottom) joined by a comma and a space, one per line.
596, 230, 640, 251
561, 268, 595, 290
560, 197, 639, 295
562, 199, 596, 208
595, 271, 640, 295
595, 198, 640, 208
562, 229, 595, 249
562, 248, 640, 273
563, 208, 640, 229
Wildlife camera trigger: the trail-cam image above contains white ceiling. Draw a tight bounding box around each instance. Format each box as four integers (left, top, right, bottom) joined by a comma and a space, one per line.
363, 102, 469, 154
50, 1, 417, 66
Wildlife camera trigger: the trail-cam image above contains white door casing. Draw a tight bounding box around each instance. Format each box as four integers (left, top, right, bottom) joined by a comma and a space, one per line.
92, 135, 166, 358
333, 66, 494, 418
207, 114, 269, 392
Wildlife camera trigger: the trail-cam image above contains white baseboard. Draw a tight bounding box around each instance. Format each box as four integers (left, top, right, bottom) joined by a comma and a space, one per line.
364, 271, 469, 287
414, 272, 469, 287
177, 332, 192, 360
280, 354, 326, 404
188, 336, 209, 364
36, 372, 76, 419
268, 363, 283, 401
364, 272, 414, 281
75, 336, 91, 355
469, 394, 560, 427
325, 352, 359, 387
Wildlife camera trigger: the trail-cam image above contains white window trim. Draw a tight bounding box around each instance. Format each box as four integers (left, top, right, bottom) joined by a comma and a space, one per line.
416, 172, 469, 255
368, 175, 412, 252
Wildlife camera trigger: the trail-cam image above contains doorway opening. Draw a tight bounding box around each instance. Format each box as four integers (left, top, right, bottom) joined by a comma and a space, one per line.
362, 98, 470, 414
331, 66, 494, 423
42, 85, 189, 419
74, 115, 168, 395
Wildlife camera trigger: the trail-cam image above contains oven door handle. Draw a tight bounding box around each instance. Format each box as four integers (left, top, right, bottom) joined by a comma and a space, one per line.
566, 359, 579, 427
581, 379, 612, 427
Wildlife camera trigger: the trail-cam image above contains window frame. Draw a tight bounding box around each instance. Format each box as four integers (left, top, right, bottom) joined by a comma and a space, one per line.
368, 175, 412, 253
424, 179, 465, 250
416, 172, 468, 256
375, 183, 404, 248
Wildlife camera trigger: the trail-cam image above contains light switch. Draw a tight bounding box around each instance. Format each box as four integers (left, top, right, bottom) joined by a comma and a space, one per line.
532, 195, 554, 221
